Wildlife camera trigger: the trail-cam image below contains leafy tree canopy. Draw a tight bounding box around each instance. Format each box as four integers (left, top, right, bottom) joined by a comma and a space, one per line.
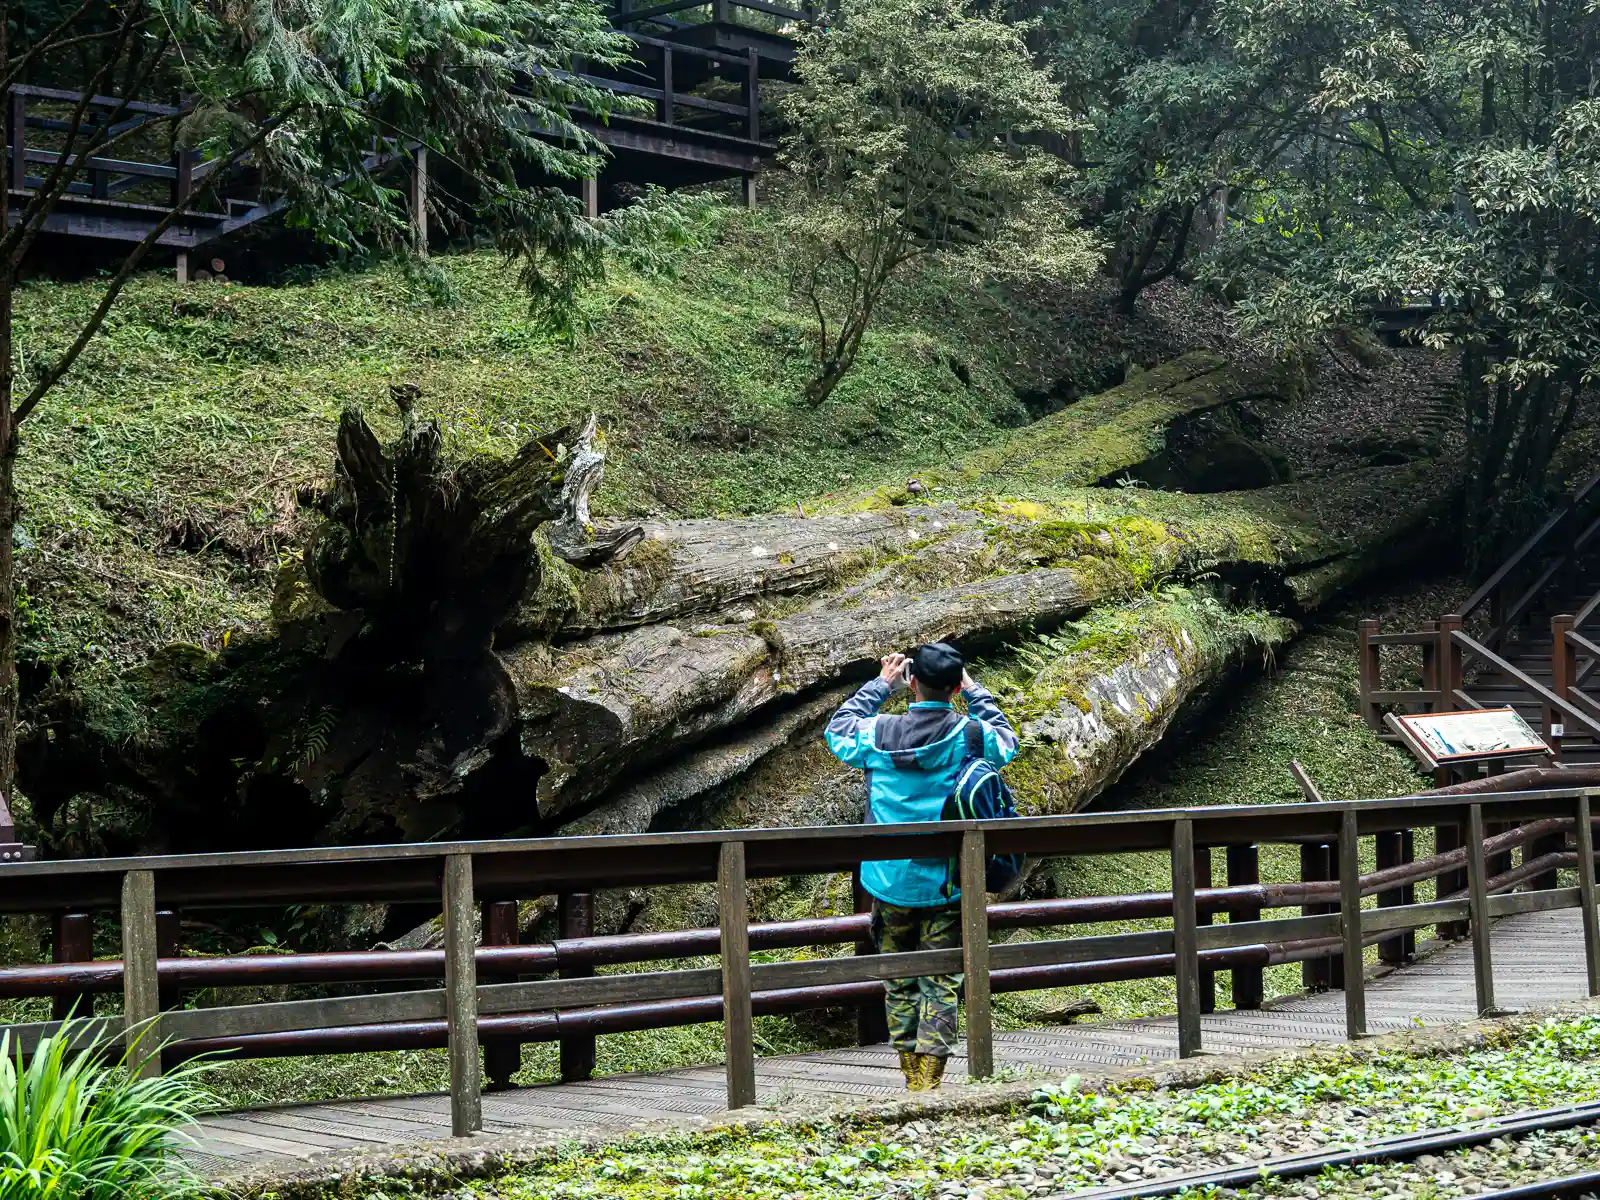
779, 0, 1100, 405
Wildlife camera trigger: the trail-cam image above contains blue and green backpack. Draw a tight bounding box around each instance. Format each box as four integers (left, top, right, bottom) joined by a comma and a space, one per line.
941, 720, 1023, 893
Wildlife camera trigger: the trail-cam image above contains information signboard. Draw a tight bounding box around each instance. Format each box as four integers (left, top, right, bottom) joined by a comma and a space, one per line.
1385, 707, 1550, 771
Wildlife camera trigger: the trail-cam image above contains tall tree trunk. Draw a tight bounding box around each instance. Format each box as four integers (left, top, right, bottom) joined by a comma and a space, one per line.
0, 0, 15, 806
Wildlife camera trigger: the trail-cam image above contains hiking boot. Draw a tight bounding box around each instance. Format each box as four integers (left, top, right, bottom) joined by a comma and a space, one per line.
923, 1054, 949, 1091
899, 1050, 925, 1090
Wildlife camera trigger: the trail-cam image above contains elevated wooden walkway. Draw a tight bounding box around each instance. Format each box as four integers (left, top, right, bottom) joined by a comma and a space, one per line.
1359, 471, 1600, 768
186, 906, 1591, 1175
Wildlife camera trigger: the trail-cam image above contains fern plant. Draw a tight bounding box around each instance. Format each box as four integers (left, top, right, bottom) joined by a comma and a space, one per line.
0, 1018, 214, 1199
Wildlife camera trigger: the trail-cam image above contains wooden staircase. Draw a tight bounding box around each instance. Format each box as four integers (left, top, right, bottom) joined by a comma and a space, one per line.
1359, 472, 1600, 772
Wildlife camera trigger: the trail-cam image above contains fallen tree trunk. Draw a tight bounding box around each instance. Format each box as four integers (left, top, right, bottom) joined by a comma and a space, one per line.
508, 506, 983, 641
513, 564, 1121, 820
509, 351, 1289, 641
510, 454, 1458, 822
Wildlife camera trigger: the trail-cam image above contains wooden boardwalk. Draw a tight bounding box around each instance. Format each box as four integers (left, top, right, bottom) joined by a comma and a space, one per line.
188, 907, 1592, 1175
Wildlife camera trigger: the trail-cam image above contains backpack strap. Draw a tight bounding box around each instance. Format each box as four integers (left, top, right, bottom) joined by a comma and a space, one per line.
950, 757, 993, 820
964, 718, 985, 758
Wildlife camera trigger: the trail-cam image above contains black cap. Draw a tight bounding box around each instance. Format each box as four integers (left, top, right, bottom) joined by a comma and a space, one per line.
910, 642, 964, 690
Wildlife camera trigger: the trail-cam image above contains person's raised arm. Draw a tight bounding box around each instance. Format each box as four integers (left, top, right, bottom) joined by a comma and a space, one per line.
961, 668, 1019, 766
825, 653, 907, 766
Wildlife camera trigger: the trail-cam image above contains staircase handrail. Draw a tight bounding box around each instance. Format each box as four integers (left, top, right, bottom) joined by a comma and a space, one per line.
1451, 628, 1600, 740
1459, 471, 1600, 631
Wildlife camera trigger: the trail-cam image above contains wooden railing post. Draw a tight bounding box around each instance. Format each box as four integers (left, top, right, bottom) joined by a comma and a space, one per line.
1172, 819, 1201, 1057
719, 841, 756, 1108
1438, 614, 1464, 711
959, 829, 993, 1079
1465, 805, 1497, 1017
1357, 618, 1382, 730
1577, 792, 1600, 998
851, 867, 888, 1046
1194, 844, 1215, 1014
120, 871, 160, 1077
558, 892, 597, 1082
1339, 809, 1366, 1039
712, 0, 730, 21
744, 47, 760, 142
8, 91, 26, 192
51, 912, 93, 1022
1551, 614, 1575, 763
170, 146, 192, 208
659, 47, 675, 125
1224, 845, 1263, 1009
1419, 619, 1439, 710
482, 899, 521, 1090
443, 854, 482, 1136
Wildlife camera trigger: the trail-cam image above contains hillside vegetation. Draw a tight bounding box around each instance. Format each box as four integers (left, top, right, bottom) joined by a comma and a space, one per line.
12, 205, 1186, 692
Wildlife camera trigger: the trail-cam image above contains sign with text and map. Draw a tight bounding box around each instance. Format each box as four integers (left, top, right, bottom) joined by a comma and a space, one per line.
1387, 707, 1550, 769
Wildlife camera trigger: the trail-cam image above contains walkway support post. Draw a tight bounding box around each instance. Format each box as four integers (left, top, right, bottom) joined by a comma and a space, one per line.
1374, 831, 1404, 964
1466, 805, 1497, 1016
482, 899, 521, 1090
120, 870, 160, 1078
558, 893, 597, 1081
852, 867, 888, 1045
1339, 809, 1366, 1039
51, 912, 93, 1021
960, 829, 993, 1079
1172, 819, 1201, 1057
1225, 844, 1263, 1010
1195, 844, 1215, 1014
719, 841, 756, 1108
1300, 843, 1334, 989
409, 145, 429, 257
1577, 792, 1600, 998
1436, 821, 1467, 938
443, 853, 482, 1136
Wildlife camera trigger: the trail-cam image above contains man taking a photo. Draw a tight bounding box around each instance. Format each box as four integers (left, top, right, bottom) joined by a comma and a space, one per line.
824, 641, 1019, 1091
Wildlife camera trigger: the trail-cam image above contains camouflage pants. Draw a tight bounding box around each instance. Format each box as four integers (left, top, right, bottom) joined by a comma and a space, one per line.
873, 901, 963, 1058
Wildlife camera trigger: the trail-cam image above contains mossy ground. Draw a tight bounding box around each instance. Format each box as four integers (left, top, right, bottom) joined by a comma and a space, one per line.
314, 1013, 1600, 1200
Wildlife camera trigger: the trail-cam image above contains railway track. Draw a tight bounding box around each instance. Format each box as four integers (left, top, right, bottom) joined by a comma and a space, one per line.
1056, 1097, 1600, 1200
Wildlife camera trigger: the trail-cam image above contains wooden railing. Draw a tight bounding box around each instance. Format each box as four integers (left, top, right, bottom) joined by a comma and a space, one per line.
5, 789, 1600, 1132
612, 0, 811, 30
1358, 470, 1600, 756
1460, 472, 1600, 651
5, 85, 212, 209
600, 35, 763, 138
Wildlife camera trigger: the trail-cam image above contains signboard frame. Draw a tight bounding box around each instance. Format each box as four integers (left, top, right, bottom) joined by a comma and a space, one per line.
1384, 706, 1551, 772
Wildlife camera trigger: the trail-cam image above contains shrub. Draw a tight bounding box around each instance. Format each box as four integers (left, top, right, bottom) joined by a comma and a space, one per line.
0, 1018, 214, 1199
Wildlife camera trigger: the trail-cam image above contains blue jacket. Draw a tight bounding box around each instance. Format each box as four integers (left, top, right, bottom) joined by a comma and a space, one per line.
825, 677, 1019, 906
